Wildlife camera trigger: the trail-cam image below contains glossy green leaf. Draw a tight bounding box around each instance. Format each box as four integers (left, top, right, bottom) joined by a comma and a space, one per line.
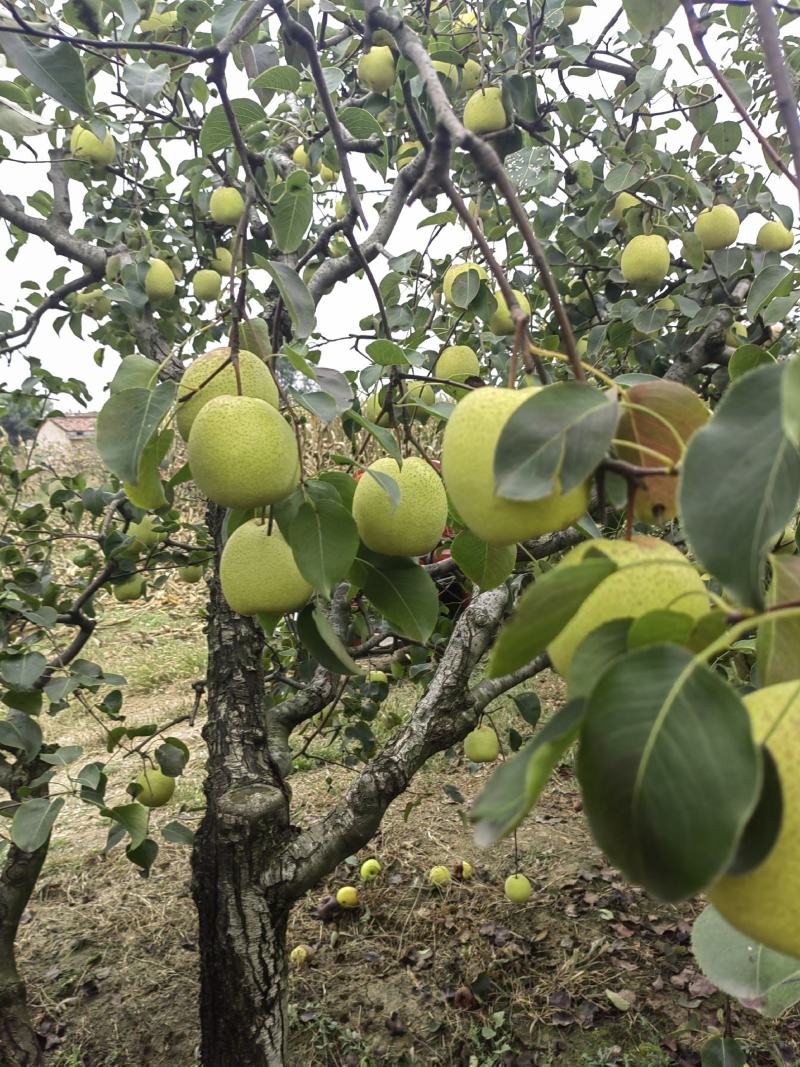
96, 382, 176, 484
266, 178, 313, 255
623, 0, 680, 35
0, 652, 47, 691
494, 382, 618, 501
757, 555, 800, 684
747, 264, 792, 320
728, 344, 775, 382
604, 161, 645, 192
296, 604, 362, 675
471, 700, 584, 845
352, 553, 439, 643
199, 98, 263, 153
487, 554, 617, 678
289, 498, 359, 594
679, 363, 800, 610
701, 1037, 746, 1067
692, 906, 800, 1017
260, 261, 314, 336
578, 645, 759, 901
251, 66, 300, 93
11, 796, 64, 853
783, 356, 800, 448
0, 36, 88, 113
109, 354, 156, 394
451, 530, 516, 589
103, 802, 149, 850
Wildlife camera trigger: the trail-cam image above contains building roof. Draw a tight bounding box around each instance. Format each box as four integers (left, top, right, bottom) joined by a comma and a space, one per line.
49, 413, 98, 436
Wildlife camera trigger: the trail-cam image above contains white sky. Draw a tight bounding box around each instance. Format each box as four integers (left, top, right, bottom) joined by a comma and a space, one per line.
0, 5, 792, 410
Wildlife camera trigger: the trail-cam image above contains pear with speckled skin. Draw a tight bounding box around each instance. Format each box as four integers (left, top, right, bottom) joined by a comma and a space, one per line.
176, 347, 278, 441
442, 386, 589, 546
694, 204, 740, 251
758, 220, 794, 252
352, 457, 447, 557
463, 87, 508, 134
220, 519, 311, 615
357, 46, 396, 93
187, 395, 298, 509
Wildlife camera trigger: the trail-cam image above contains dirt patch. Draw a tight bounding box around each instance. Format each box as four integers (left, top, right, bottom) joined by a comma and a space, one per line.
18, 669, 800, 1066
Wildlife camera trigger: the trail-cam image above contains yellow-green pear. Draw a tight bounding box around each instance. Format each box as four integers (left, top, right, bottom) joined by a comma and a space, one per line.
114, 574, 145, 602
123, 433, 168, 511
210, 187, 245, 227
75, 289, 112, 319
396, 140, 423, 168
178, 564, 205, 583
357, 46, 396, 94
452, 11, 478, 50
293, 144, 317, 173
504, 873, 532, 903
134, 768, 175, 807
128, 514, 160, 552
335, 197, 349, 220
140, 10, 178, 37
210, 246, 233, 273
563, 5, 581, 25
360, 858, 382, 882
176, 347, 278, 441
463, 725, 499, 762
290, 945, 310, 966
193, 269, 222, 302
462, 59, 481, 92
433, 60, 458, 89
441, 386, 589, 546
443, 261, 488, 305
708, 682, 800, 958
693, 204, 740, 251
145, 258, 176, 303
655, 296, 676, 312
725, 321, 747, 347
609, 191, 639, 221
620, 234, 670, 289
220, 519, 312, 615
757, 220, 794, 252
352, 456, 447, 557
365, 389, 392, 426
70, 124, 115, 167
187, 395, 299, 509
463, 86, 508, 134
319, 163, 338, 183
436, 345, 480, 396
547, 536, 708, 675
336, 886, 359, 908
489, 289, 531, 335
397, 381, 436, 415
429, 865, 451, 886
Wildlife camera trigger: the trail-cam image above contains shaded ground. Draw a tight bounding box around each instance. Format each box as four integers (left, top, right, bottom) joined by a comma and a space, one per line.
15, 586, 800, 1067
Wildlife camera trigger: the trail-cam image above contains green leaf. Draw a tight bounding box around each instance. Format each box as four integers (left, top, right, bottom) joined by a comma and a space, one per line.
123, 62, 170, 107
679, 363, 800, 610
259, 261, 315, 337
199, 98, 263, 154
296, 604, 362, 675
289, 498, 359, 594
623, 0, 680, 36
757, 555, 800, 685
366, 339, 407, 366
494, 382, 618, 500
451, 268, 482, 309
747, 264, 793, 321
162, 820, 195, 845
109, 354, 157, 394
567, 618, 632, 700
346, 411, 402, 465
103, 802, 149, 850
783, 356, 800, 449
267, 177, 313, 254
0, 651, 47, 691
487, 554, 617, 678
451, 530, 516, 589
701, 1037, 746, 1067
708, 122, 742, 154
155, 739, 189, 777
728, 344, 775, 382
604, 161, 646, 193
338, 106, 384, 141
692, 906, 800, 1017
627, 610, 696, 650
578, 645, 759, 901
0, 36, 88, 114
40, 745, 83, 767
352, 553, 439, 643
96, 382, 176, 484
251, 65, 300, 93
0, 712, 43, 761
11, 796, 64, 852
471, 700, 584, 846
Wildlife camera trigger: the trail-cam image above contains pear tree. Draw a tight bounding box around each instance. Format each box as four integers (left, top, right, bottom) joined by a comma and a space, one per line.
1, 1, 800, 1066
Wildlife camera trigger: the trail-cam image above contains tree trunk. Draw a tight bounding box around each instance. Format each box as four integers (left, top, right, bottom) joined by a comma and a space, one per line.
0, 841, 47, 1067
192, 504, 294, 1067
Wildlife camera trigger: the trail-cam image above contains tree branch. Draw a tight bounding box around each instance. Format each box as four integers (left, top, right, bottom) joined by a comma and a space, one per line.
664, 277, 750, 384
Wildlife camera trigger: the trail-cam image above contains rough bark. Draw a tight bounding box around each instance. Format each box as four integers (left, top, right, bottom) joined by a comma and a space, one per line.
0, 841, 47, 1067
191, 504, 294, 1067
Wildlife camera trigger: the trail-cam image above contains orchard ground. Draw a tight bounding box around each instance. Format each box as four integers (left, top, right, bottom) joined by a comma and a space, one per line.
19, 584, 800, 1067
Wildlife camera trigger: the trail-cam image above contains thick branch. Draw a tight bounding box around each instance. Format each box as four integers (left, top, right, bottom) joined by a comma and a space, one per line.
752, 0, 800, 216
0, 191, 105, 271
664, 277, 750, 384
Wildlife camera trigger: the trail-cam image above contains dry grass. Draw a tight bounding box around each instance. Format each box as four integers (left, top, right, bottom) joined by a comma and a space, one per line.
13, 587, 800, 1067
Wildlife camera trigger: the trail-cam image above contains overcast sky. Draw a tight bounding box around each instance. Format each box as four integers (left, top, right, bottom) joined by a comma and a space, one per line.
0, 5, 790, 410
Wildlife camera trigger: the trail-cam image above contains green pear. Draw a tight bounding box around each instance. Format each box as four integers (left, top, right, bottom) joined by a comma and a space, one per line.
463, 87, 508, 134
352, 456, 447, 557
220, 519, 312, 615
